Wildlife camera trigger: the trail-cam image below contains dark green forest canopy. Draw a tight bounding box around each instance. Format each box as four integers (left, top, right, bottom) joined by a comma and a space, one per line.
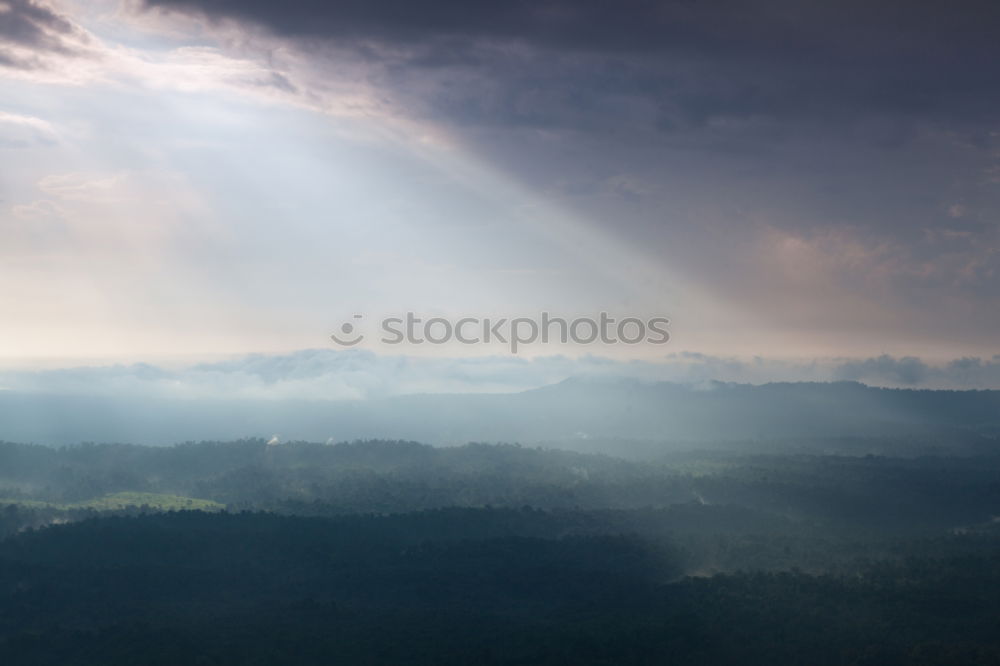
2, 439, 1000, 664
1, 510, 1000, 665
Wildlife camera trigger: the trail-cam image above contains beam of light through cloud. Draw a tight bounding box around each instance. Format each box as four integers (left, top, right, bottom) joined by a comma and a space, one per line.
2, 0, 707, 363
1, 0, 998, 370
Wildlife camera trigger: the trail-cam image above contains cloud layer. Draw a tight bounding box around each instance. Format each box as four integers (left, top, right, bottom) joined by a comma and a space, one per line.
2, 1, 999, 362
135, 0, 1000, 355
4, 350, 1000, 404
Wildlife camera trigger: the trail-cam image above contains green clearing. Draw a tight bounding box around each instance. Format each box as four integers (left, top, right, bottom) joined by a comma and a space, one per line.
0, 492, 224, 512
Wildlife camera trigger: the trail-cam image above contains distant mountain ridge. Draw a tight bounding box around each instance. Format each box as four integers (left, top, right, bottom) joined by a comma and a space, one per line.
1, 377, 998, 447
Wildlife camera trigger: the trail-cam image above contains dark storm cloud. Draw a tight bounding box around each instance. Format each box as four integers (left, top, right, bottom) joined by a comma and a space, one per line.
142, 0, 1000, 128
0, 0, 89, 68
139, 0, 1000, 60
148, 0, 793, 51
0, 0, 73, 45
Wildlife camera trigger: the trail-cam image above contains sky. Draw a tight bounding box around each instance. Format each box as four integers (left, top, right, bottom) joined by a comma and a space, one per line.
2, 0, 1000, 391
